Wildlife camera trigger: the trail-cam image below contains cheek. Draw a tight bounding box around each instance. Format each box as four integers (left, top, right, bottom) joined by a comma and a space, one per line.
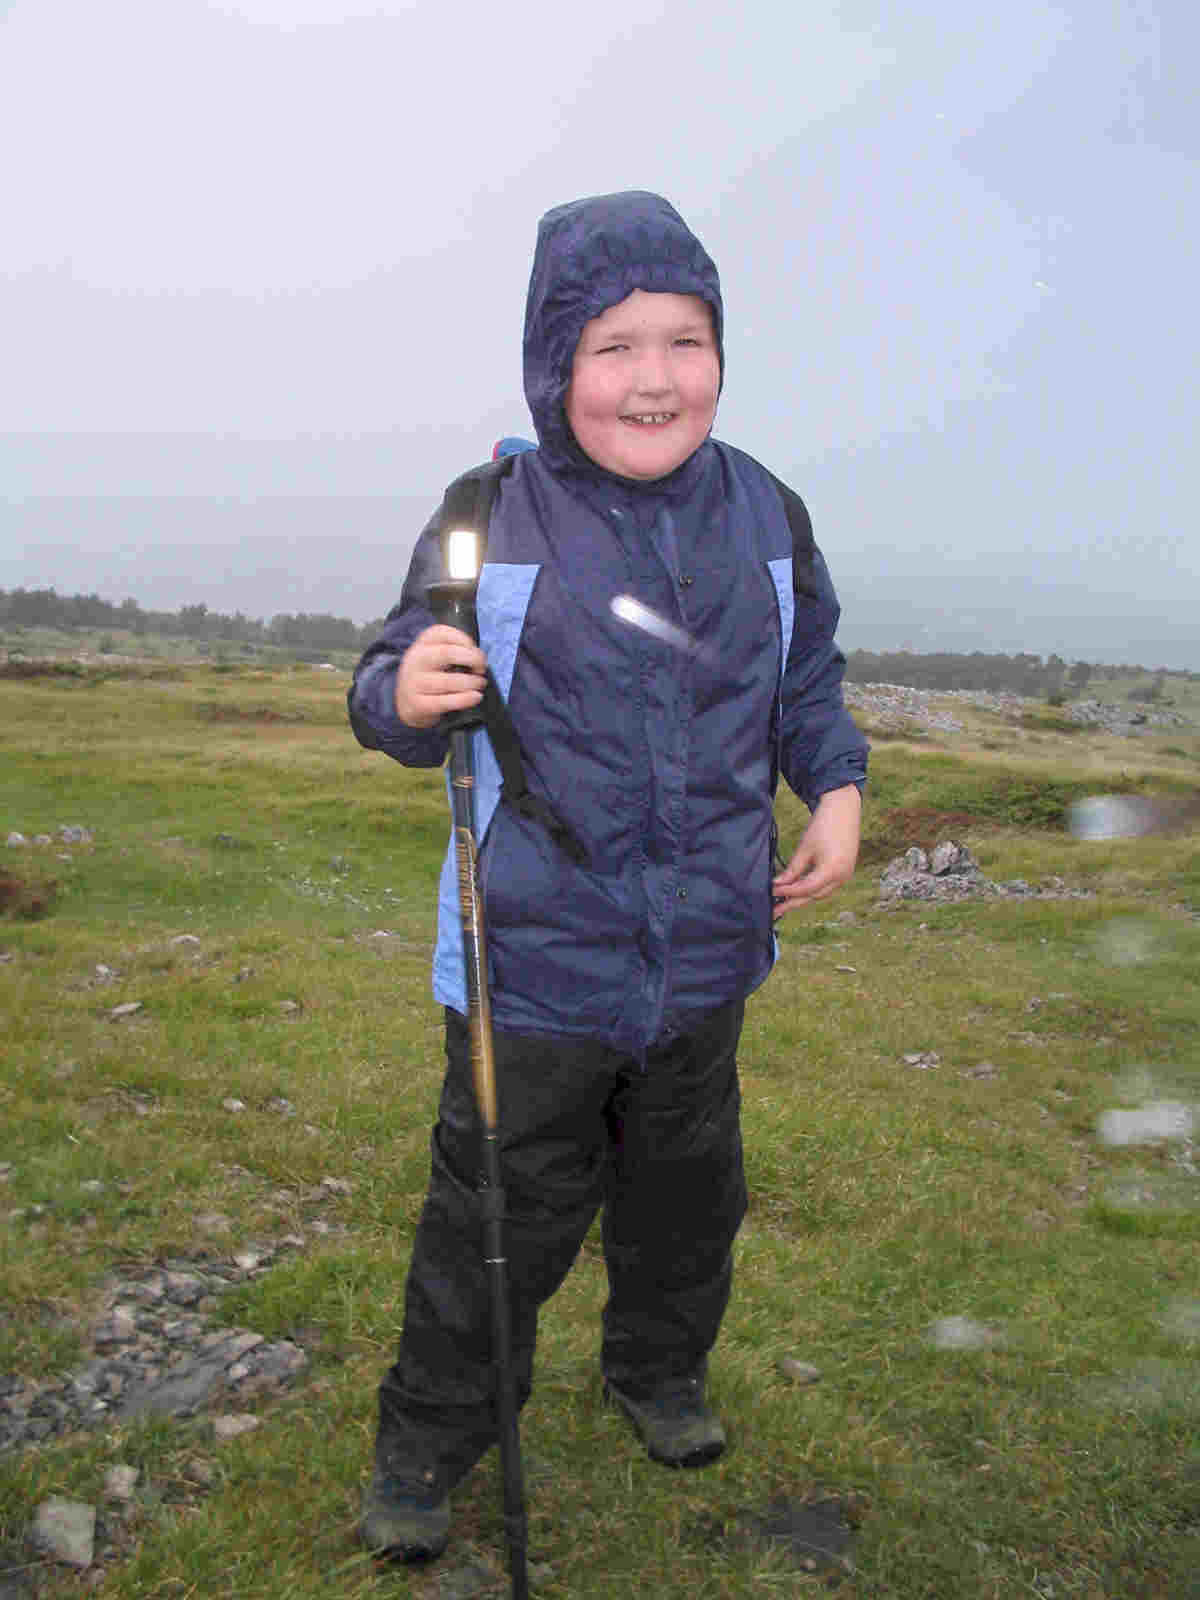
688, 357, 721, 417
566, 371, 616, 436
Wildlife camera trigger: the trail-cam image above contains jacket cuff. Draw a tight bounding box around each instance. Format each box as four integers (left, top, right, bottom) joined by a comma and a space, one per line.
348, 655, 449, 766
807, 767, 868, 808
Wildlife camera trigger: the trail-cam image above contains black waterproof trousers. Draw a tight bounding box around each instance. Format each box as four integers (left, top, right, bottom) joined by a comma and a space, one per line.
377, 998, 748, 1490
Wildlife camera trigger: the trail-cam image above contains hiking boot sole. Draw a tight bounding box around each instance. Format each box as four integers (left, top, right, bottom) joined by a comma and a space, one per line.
360, 1512, 449, 1564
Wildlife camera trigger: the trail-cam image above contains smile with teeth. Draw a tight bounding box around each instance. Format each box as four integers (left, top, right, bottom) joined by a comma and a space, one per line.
621, 412, 676, 425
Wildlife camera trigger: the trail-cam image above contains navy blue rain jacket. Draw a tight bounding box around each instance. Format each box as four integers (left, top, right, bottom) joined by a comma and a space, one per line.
349, 191, 868, 1057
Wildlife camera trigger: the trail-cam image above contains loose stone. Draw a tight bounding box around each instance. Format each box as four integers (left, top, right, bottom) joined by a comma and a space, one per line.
164, 1272, 205, 1304
31, 1498, 96, 1568
204, 1331, 264, 1360
102, 1465, 139, 1502
93, 1308, 138, 1348
212, 1413, 259, 1442
776, 1357, 822, 1385
122, 1276, 165, 1304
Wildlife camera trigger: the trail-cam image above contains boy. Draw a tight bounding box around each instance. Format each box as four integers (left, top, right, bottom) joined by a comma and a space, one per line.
348, 190, 868, 1562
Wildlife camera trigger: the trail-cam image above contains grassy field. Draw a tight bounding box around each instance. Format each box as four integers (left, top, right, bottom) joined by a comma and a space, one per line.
1, 623, 361, 673
2, 664, 1199, 1598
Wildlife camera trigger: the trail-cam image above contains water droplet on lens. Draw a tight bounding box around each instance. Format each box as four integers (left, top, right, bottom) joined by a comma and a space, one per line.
1091, 918, 1159, 966
1097, 1102, 1194, 1147
927, 1316, 1000, 1351
1160, 1299, 1200, 1343
1068, 795, 1155, 839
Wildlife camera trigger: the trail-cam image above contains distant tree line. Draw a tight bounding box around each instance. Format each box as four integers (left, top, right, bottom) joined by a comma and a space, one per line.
0, 587, 387, 657
3, 588, 1196, 692
843, 650, 1196, 699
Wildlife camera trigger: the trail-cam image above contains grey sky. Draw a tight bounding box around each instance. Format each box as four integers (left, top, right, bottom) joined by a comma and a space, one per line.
2, 0, 1197, 665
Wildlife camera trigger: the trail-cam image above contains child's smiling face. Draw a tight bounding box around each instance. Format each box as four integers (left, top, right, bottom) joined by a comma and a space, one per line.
565, 290, 720, 480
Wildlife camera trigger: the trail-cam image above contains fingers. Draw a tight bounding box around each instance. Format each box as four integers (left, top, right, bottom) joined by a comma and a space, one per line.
395, 625, 488, 728
772, 871, 839, 918
412, 624, 487, 676
771, 798, 862, 920
772, 852, 853, 918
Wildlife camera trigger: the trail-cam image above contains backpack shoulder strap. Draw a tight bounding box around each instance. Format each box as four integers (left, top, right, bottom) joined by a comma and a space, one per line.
478, 674, 588, 864
436, 454, 515, 560
435, 453, 588, 867
762, 468, 819, 603
733, 449, 819, 603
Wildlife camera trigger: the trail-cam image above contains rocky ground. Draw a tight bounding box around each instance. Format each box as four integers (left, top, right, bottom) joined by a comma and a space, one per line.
2, 1244, 310, 1586
876, 840, 1092, 905
1, 1251, 308, 1458
843, 682, 1195, 737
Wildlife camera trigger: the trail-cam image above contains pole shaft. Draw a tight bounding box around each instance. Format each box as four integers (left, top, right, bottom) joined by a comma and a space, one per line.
448, 727, 530, 1600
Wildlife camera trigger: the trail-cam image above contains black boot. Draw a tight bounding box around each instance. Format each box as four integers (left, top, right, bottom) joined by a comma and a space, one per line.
360, 1431, 451, 1562
604, 1374, 727, 1468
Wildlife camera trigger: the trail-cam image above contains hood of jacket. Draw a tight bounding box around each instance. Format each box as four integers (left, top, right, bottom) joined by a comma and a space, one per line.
522, 191, 725, 481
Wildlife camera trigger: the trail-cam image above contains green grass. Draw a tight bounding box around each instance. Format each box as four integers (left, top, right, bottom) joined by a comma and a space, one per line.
2, 667, 1200, 1597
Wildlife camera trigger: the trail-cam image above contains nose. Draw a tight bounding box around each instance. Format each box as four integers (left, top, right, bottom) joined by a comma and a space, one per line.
632, 346, 671, 396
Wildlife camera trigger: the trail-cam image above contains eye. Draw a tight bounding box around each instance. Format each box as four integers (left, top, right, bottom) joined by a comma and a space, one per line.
594, 343, 628, 355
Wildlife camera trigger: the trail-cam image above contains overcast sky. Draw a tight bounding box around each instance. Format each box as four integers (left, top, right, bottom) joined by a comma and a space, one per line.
2, 0, 1197, 665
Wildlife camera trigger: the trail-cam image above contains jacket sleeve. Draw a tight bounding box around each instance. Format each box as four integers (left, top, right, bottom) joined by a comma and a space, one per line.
779, 546, 869, 810
346, 505, 451, 768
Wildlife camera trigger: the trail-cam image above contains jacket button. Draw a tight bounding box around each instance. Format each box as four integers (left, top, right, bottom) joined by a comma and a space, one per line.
677, 886, 688, 899
679, 574, 694, 587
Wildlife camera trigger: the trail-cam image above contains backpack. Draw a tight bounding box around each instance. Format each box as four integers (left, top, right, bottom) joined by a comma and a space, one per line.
439, 447, 816, 596
434, 453, 589, 865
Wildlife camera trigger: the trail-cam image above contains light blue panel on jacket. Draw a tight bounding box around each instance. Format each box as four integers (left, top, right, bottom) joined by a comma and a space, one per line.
432, 563, 542, 1012
477, 564, 537, 700
767, 558, 795, 688
766, 557, 795, 968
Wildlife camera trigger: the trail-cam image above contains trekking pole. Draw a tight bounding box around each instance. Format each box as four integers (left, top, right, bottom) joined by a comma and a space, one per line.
429, 541, 530, 1600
